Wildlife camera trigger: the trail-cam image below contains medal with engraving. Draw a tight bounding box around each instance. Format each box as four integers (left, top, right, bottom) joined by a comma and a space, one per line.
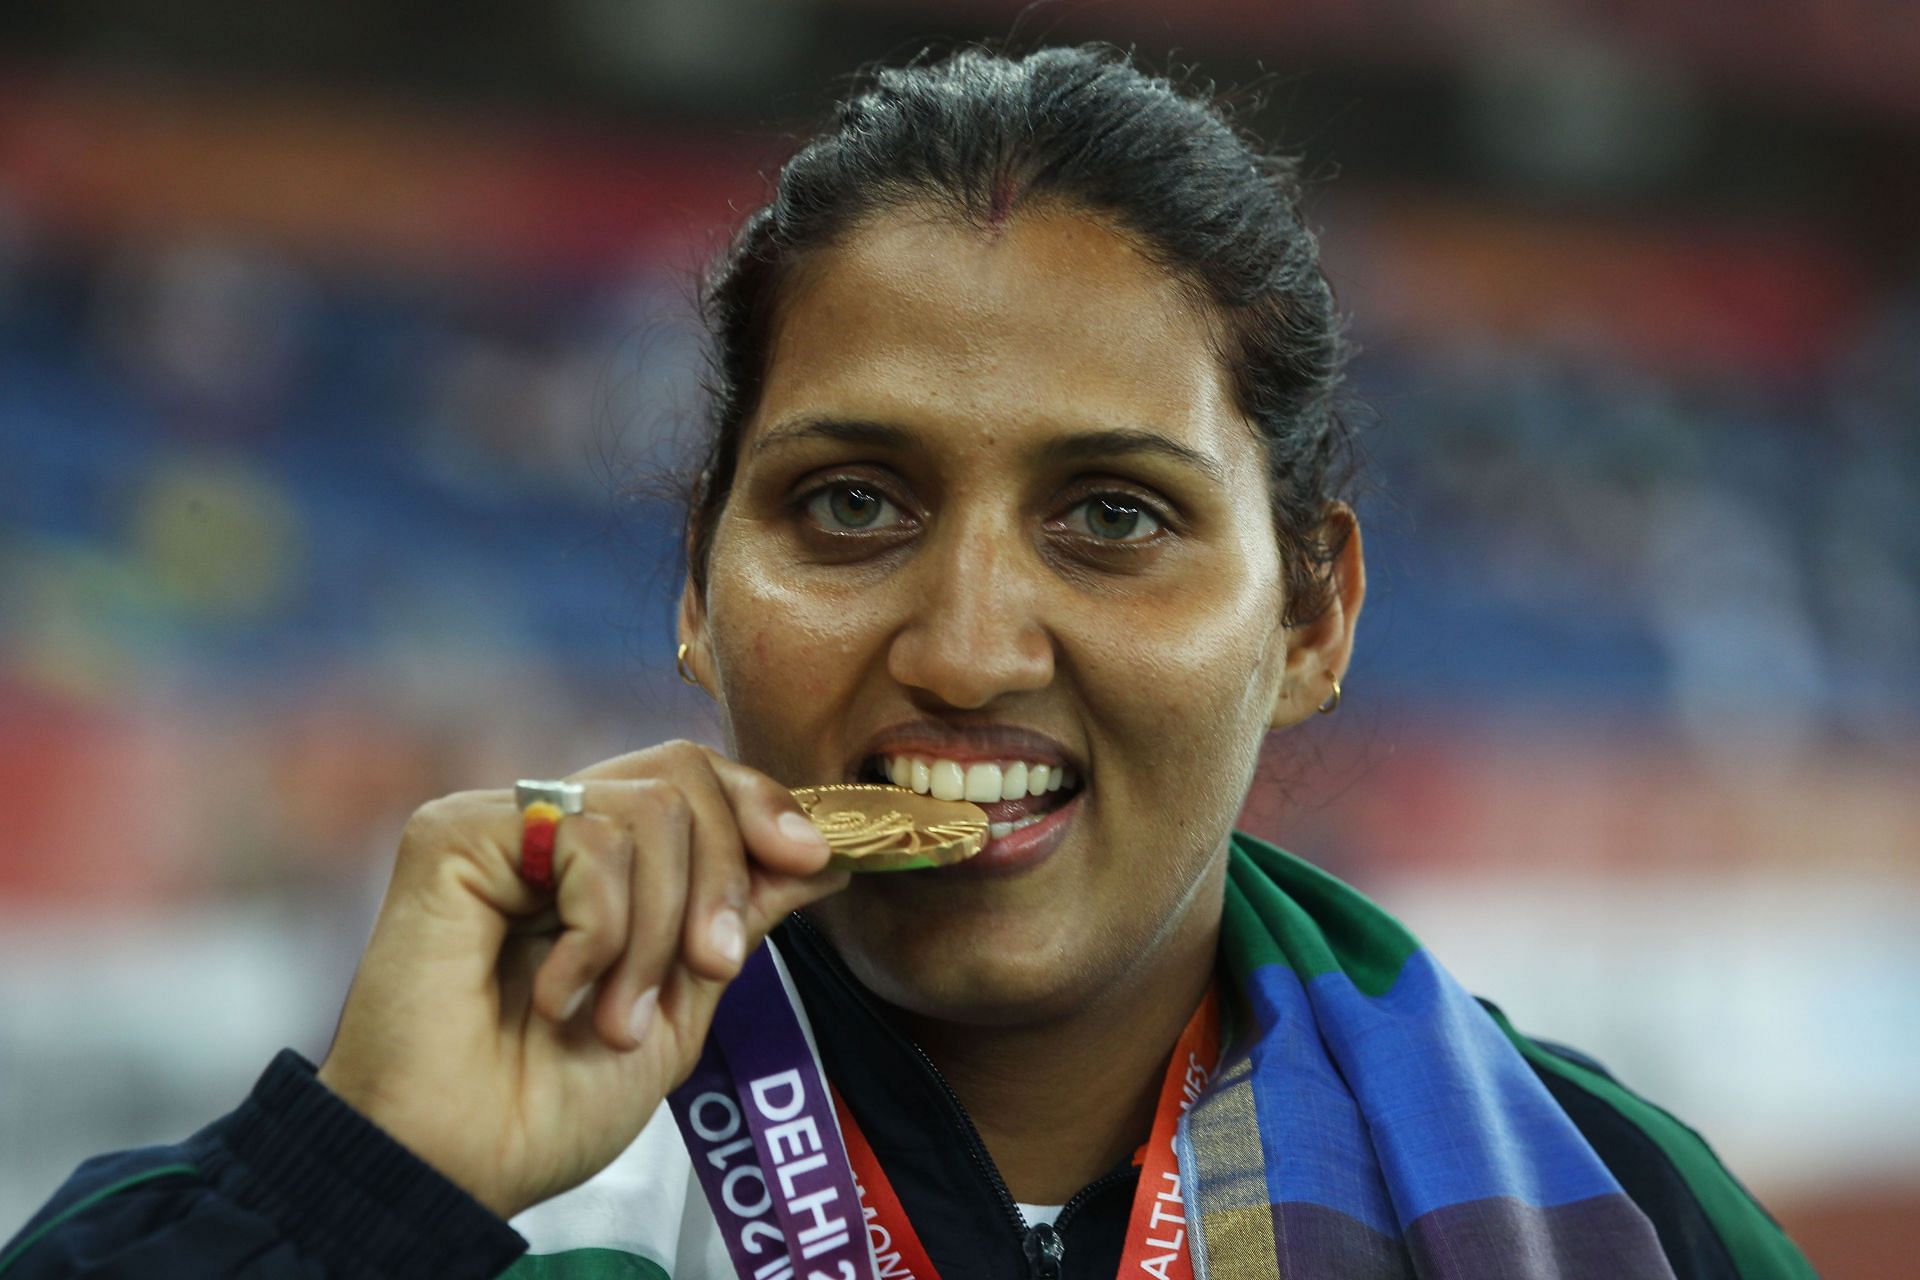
792, 784, 988, 872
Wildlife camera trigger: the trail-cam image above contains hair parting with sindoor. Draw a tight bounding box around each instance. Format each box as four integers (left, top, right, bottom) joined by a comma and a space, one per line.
685, 41, 1358, 627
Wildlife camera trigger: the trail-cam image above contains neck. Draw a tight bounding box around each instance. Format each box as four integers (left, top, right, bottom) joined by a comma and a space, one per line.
899, 885, 1223, 1206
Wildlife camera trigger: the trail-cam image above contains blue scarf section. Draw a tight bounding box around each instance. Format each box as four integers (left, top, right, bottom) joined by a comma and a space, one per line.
1178, 834, 1812, 1278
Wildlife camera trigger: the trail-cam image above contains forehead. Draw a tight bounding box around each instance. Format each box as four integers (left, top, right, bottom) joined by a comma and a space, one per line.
748, 205, 1247, 451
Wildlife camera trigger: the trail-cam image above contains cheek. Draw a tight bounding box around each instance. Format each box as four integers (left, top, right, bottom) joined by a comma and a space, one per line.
1071, 550, 1282, 810
704, 534, 878, 771
1059, 586, 1265, 984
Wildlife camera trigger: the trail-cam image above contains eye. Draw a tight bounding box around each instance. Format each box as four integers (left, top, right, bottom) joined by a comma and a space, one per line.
803, 482, 903, 531
1064, 494, 1164, 543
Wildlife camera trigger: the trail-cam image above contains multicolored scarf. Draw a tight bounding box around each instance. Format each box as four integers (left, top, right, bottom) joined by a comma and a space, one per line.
1186, 833, 1816, 1279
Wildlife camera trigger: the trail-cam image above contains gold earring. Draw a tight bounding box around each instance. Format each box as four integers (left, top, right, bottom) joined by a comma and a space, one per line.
676, 643, 701, 687
1316, 676, 1342, 715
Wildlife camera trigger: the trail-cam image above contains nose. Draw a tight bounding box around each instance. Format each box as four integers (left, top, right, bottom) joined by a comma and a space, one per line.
886, 515, 1055, 709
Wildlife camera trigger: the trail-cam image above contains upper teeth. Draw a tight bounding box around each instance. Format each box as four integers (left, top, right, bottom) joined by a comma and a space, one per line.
882, 756, 1076, 803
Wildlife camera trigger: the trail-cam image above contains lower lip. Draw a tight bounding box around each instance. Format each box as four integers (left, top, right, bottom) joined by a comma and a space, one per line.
938, 790, 1083, 879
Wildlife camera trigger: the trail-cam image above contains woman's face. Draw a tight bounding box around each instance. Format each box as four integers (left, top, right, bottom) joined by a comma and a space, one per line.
684, 204, 1358, 1026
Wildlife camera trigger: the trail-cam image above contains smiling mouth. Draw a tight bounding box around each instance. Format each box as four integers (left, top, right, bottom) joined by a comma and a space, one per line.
856, 753, 1084, 839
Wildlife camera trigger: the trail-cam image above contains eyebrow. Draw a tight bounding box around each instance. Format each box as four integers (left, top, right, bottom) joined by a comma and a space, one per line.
1034, 428, 1227, 485
753, 416, 1227, 484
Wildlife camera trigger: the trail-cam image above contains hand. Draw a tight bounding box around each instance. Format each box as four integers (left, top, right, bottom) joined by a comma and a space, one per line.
315, 741, 848, 1219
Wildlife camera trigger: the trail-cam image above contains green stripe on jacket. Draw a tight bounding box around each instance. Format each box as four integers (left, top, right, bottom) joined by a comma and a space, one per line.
504, 1247, 672, 1279
1485, 1004, 1818, 1280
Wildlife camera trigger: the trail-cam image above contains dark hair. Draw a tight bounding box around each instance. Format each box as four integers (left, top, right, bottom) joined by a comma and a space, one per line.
686, 42, 1356, 625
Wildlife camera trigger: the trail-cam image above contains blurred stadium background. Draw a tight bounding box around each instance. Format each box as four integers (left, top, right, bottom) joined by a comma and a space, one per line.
1, 3, 1915, 1274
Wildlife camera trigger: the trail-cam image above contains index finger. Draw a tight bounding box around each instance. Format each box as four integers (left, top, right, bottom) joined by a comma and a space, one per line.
700, 750, 833, 878
570, 742, 830, 877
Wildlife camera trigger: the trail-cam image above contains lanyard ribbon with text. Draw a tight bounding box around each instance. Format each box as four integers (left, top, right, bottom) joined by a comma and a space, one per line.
669, 945, 1221, 1280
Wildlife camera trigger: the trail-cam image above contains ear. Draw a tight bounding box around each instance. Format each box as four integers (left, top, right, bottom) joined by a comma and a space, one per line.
1269, 504, 1365, 731
676, 577, 714, 698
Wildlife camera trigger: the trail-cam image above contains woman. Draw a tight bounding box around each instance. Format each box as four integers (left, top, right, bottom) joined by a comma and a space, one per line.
1, 44, 1814, 1280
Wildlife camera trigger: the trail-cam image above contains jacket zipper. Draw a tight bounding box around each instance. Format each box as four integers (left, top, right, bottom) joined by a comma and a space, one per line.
786, 913, 1031, 1247
1052, 1164, 1135, 1233
1022, 1221, 1066, 1279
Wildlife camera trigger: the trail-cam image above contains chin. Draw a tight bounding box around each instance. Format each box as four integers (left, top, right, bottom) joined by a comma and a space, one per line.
802, 894, 1094, 1027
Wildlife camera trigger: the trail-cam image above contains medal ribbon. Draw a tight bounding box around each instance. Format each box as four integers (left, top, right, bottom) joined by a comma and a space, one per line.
669, 947, 870, 1280
671, 945, 1220, 1280
1117, 983, 1219, 1280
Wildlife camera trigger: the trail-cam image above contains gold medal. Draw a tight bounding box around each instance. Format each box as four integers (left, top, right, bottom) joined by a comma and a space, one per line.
792, 784, 988, 872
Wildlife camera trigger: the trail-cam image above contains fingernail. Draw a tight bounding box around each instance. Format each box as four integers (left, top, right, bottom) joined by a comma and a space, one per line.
778, 811, 828, 852
628, 987, 659, 1045
708, 907, 745, 966
561, 983, 592, 1022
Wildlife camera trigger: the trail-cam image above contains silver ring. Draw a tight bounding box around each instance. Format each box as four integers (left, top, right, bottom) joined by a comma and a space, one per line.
515, 779, 585, 815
